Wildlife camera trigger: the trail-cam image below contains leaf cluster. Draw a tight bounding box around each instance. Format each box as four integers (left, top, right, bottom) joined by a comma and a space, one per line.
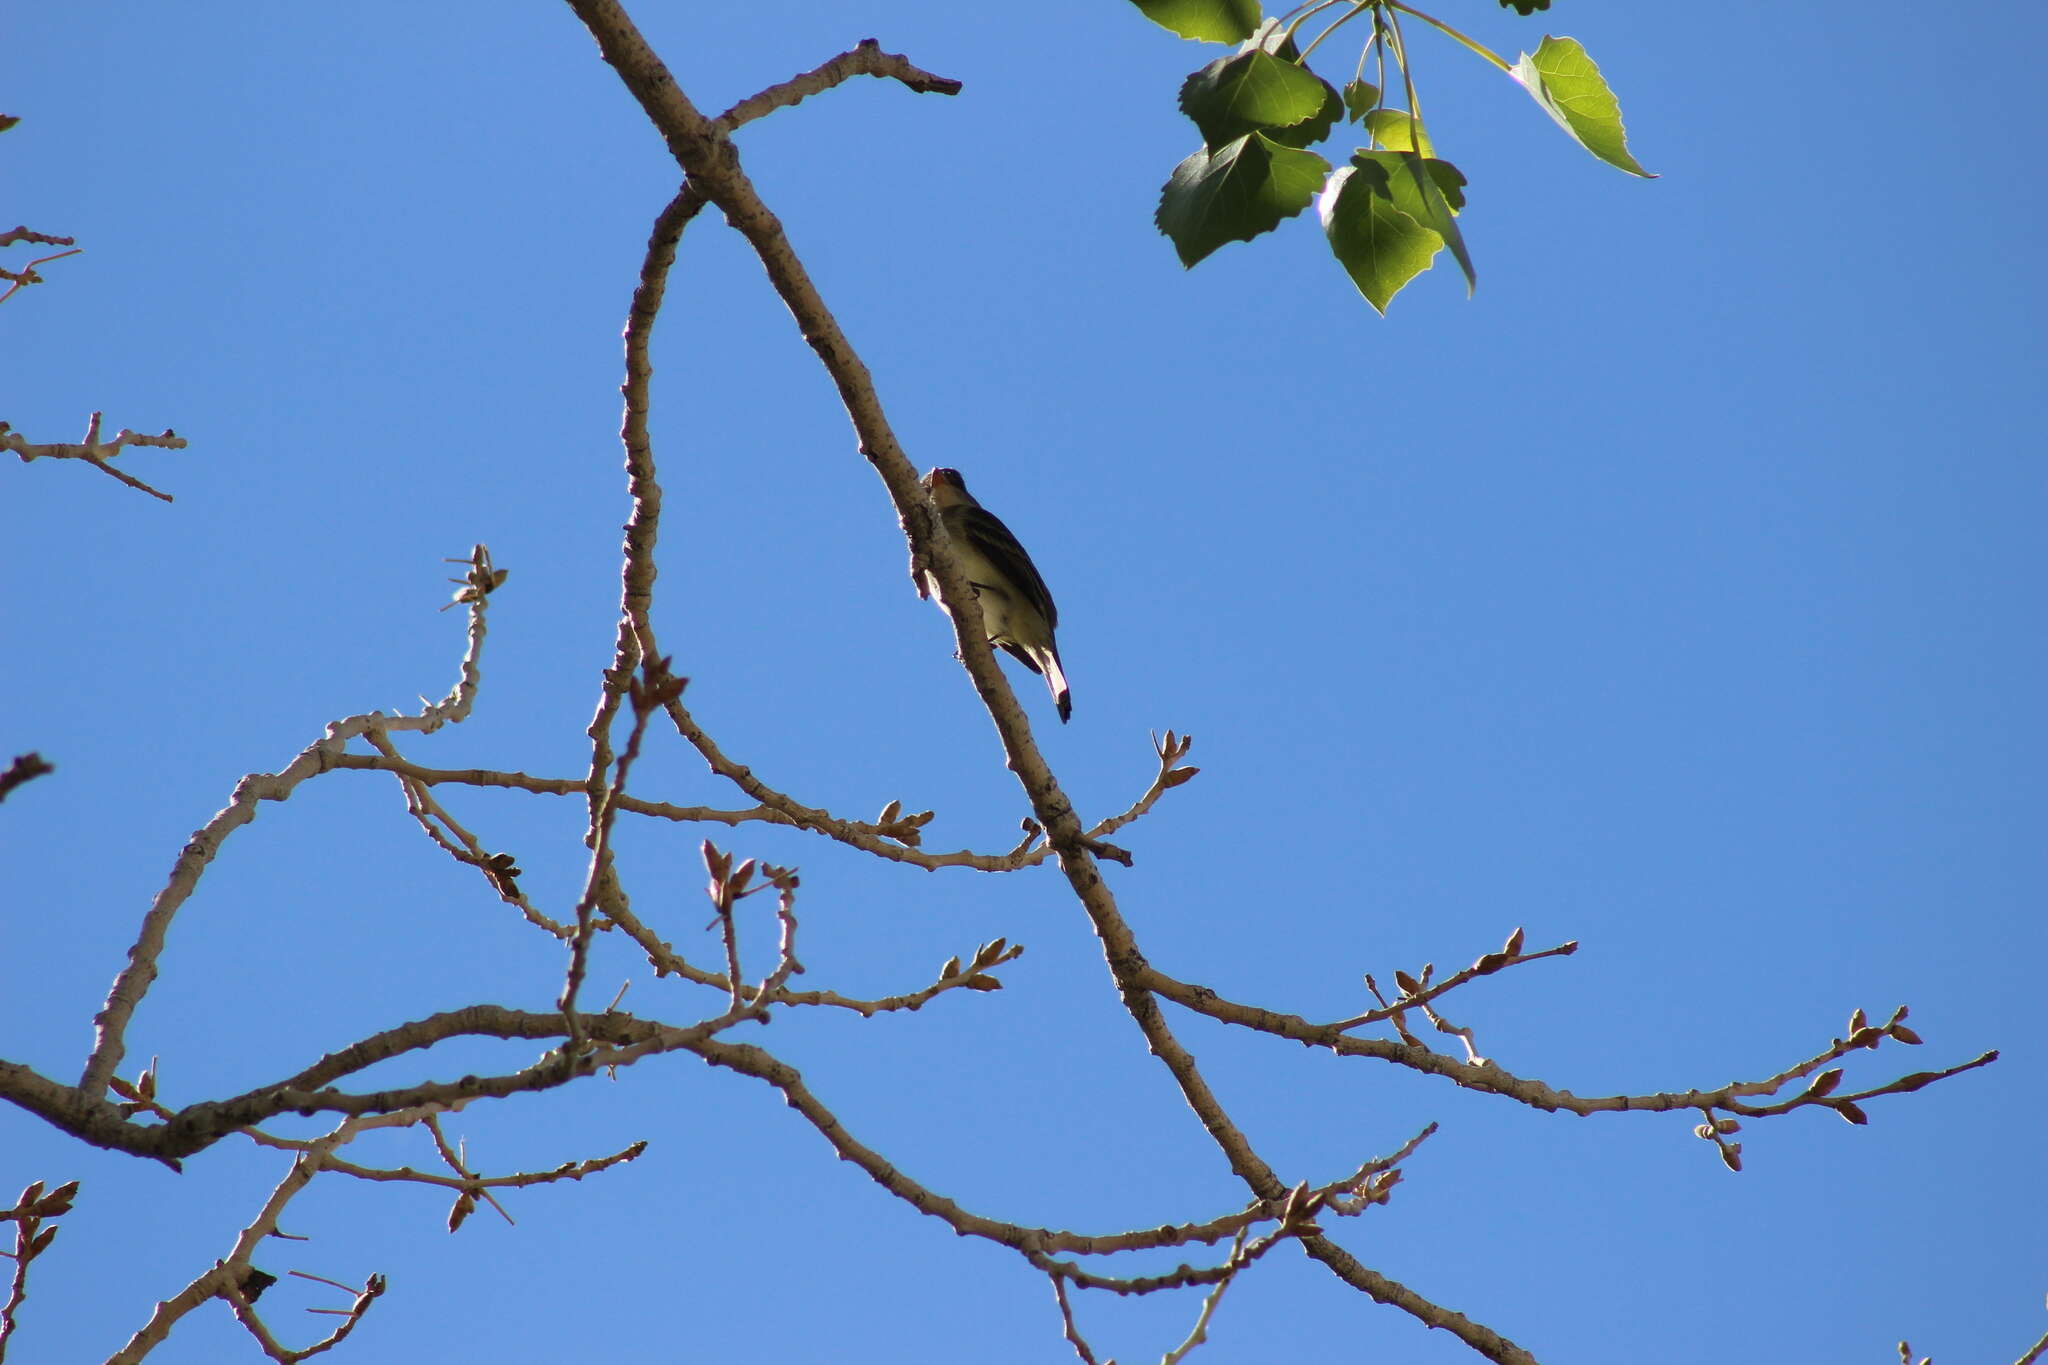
1137, 0, 1652, 312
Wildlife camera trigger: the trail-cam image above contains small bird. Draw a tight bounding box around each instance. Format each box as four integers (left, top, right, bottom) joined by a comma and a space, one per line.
920, 467, 1071, 723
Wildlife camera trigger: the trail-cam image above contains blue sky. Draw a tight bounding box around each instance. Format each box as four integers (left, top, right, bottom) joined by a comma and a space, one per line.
5, 2, 2042, 1362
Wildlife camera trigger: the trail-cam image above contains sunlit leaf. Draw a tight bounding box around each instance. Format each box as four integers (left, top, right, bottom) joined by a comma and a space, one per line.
1319, 151, 1472, 312
1363, 109, 1432, 156
1130, 0, 1261, 43
1510, 35, 1654, 177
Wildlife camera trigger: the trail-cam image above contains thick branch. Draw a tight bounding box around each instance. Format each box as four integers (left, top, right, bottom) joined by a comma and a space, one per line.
16, 1008, 682, 1162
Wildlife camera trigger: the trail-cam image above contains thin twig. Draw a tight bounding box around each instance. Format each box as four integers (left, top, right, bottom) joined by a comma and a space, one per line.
714, 38, 961, 133
0, 246, 83, 304
1051, 1275, 1102, 1365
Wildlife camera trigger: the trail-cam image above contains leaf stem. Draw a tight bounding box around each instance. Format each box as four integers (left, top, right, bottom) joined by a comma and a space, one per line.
1385, 0, 1512, 73
1351, 24, 1381, 86
1371, 8, 1389, 142
1382, 4, 1423, 128
1284, 0, 1353, 58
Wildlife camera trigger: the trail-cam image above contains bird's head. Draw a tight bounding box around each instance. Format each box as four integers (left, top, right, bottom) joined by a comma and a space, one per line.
923, 467, 976, 510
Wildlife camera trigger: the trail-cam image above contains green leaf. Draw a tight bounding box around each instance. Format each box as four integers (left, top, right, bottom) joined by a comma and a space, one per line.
1319, 151, 1473, 312
1511, 36, 1655, 177
1158, 133, 1331, 267
1180, 49, 1339, 149
1395, 152, 1474, 294
1234, 23, 1341, 147
1362, 150, 1472, 293
1320, 160, 1435, 313
1341, 80, 1379, 124
1425, 158, 1468, 213
1131, 0, 1261, 43
1363, 109, 1432, 156
1269, 76, 1342, 149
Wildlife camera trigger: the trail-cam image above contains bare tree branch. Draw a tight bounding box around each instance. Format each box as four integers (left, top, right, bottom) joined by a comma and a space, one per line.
0, 246, 82, 304
549, 9, 1618, 1360
0, 226, 76, 249
0, 1179, 78, 1362
1146, 966, 1995, 1133
713, 38, 962, 133
0, 10, 2003, 1362
0, 754, 54, 804
329, 736, 1183, 870
2, 414, 186, 500
77, 584, 499, 1100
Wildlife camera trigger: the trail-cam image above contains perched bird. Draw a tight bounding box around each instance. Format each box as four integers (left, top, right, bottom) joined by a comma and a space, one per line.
920, 467, 1071, 723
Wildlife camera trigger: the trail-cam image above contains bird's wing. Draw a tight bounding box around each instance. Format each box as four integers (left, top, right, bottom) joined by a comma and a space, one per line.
956, 506, 1058, 631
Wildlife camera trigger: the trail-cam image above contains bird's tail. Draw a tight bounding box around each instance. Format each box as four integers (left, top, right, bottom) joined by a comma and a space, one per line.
1040, 648, 1072, 723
